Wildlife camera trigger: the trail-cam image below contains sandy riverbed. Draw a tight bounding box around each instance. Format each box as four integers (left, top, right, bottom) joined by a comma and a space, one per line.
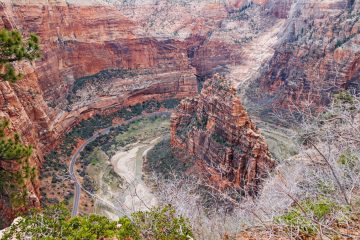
109, 137, 160, 213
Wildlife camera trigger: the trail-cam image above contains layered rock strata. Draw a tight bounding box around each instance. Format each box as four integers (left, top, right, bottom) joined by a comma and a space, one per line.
252, 0, 360, 112
171, 75, 275, 194
0, 0, 356, 227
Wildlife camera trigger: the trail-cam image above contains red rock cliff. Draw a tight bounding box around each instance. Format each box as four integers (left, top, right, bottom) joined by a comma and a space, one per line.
0, 0, 356, 227
251, 0, 359, 112
171, 75, 275, 194
0, 0, 241, 225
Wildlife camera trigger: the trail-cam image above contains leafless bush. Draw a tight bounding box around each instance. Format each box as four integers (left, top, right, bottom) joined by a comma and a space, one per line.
145, 93, 360, 239
146, 173, 242, 240
254, 92, 360, 238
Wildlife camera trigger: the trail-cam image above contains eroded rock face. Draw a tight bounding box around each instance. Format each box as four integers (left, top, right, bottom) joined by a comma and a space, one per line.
0, 0, 284, 156
252, 0, 360, 111
171, 75, 275, 194
0, 78, 45, 228
0, 0, 356, 227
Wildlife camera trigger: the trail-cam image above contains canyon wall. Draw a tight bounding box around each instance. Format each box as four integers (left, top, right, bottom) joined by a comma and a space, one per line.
250, 0, 359, 113
171, 75, 274, 194
0, 0, 260, 226
0, 0, 284, 156
0, 0, 357, 226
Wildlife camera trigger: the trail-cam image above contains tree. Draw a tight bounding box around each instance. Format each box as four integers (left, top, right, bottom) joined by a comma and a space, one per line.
0, 28, 39, 228
0, 29, 40, 83
0, 118, 33, 161
0, 118, 34, 212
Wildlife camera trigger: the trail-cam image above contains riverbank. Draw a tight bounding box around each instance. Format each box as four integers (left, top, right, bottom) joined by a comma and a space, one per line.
82, 115, 170, 218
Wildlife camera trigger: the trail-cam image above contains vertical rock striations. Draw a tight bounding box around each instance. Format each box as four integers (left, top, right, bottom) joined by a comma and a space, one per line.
0, 79, 45, 227
171, 75, 274, 194
252, 0, 360, 111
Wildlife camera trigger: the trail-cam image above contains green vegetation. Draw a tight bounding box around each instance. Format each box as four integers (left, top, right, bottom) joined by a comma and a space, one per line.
80, 114, 170, 158
275, 198, 351, 237
2, 204, 193, 240
211, 132, 231, 147
333, 90, 355, 105
131, 205, 193, 240
0, 29, 40, 82
175, 120, 193, 141
230, 2, 253, 21
175, 114, 201, 141
146, 136, 193, 178
102, 167, 124, 189
338, 150, 358, 168
0, 119, 33, 160
0, 29, 40, 215
64, 100, 174, 147
196, 75, 206, 93
175, 111, 209, 140
334, 33, 356, 49
195, 112, 208, 130
79, 115, 170, 194
41, 100, 177, 206
43, 100, 177, 168
0, 118, 35, 209
71, 69, 136, 94
234, 36, 253, 45
162, 99, 180, 109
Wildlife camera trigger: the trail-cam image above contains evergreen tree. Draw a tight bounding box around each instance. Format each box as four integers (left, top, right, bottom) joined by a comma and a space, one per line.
0, 118, 34, 213
0, 28, 40, 82
0, 118, 33, 161
0, 28, 40, 228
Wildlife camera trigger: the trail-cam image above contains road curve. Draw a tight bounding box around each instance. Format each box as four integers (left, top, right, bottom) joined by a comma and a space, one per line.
68, 111, 170, 216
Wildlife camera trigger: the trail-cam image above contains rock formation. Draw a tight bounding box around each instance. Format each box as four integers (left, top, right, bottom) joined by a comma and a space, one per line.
0, 78, 45, 227
171, 75, 275, 194
251, 0, 360, 112
0, 0, 357, 227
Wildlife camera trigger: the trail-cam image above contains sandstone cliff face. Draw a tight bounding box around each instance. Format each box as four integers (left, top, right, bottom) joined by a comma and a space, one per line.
0, 0, 233, 225
171, 75, 274, 194
0, 70, 48, 227
0, 0, 285, 154
251, 0, 359, 112
0, 0, 356, 227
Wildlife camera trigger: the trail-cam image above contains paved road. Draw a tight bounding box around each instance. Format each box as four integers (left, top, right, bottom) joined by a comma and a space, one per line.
69, 111, 170, 216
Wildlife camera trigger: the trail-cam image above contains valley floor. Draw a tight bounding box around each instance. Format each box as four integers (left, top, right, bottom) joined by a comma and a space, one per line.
80, 116, 170, 218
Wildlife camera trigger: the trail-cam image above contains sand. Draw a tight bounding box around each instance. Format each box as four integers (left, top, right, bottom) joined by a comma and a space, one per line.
109, 138, 160, 212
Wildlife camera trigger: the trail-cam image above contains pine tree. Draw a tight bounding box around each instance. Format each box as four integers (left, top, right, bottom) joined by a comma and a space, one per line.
0, 29, 39, 218
0, 29, 40, 82
0, 118, 34, 203
0, 119, 33, 161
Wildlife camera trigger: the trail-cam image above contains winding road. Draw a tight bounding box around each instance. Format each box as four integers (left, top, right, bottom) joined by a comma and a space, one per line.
68, 111, 170, 216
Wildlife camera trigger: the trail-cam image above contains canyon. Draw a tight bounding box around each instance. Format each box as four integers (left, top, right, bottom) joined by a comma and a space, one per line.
0, 0, 358, 232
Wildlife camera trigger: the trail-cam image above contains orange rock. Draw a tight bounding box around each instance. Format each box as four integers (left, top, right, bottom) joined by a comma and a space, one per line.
171, 75, 274, 194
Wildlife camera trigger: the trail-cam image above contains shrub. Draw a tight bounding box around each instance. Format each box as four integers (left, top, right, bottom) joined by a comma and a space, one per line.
146, 136, 193, 178
333, 91, 355, 105
2, 204, 193, 240
71, 69, 136, 94
132, 205, 193, 240
162, 99, 180, 109
275, 198, 338, 237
